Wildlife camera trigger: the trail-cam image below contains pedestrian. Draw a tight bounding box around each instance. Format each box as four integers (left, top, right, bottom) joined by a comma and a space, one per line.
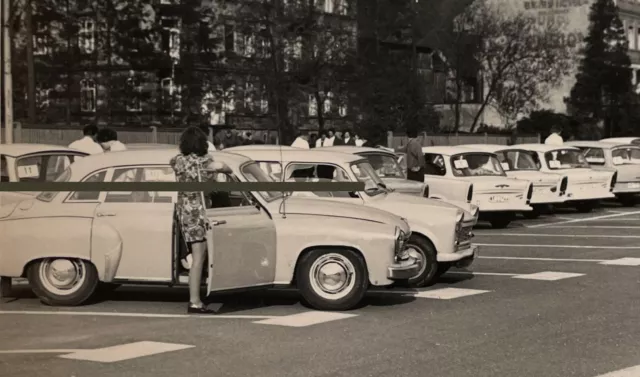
199, 125, 217, 153
315, 132, 327, 147
68, 124, 104, 155
342, 130, 355, 146
333, 130, 345, 146
545, 124, 564, 145
170, 126, 231, 314
309, 133, 318, 148
219, 128, 239, 149
291, 132, 310, 149
324, 128, 337, 146
96, 128, 127, 152
396, 129, 425, 182
355, 134, 365, 146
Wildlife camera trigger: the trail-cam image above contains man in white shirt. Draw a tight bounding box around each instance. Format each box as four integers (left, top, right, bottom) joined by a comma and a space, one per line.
545, 125, 564, 145
68, 125, 104, 155
96, 128, 127, 152
315, 132, 327, 147
324, 128, 336, 146
291, 133, 310, 149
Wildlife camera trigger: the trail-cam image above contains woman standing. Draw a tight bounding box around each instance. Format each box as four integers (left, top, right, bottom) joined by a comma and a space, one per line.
170, 126, 230, 314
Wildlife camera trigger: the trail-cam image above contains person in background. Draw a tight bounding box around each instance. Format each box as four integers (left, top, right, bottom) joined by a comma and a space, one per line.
354, 133, 365, 146
68, 124, 104, 155
545, 124, 564, 145
199, 125, 217, 153
315, 132, 327, 147
342, 130, 355, 146
96, 128, 127, 152
309, 133, 318, 148
324, 128, 336, 146
333, 130, 345, 145
219, 128, 239, 149
170, 126, 231, 314
396, 129, 425, 182
242, 132, 254, 145
291, 132, 310, 149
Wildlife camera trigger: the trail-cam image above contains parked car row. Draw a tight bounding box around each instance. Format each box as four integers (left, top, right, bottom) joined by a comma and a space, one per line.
0, 136, 638, 311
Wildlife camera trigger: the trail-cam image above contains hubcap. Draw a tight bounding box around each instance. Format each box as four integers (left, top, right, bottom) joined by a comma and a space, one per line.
39, 258, 86, 296
309, 254, 356, 301
407, 246, 426, 277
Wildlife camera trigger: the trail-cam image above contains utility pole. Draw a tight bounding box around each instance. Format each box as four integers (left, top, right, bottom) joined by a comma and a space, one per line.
2, 0, 14, 144
26, 0, 36, 125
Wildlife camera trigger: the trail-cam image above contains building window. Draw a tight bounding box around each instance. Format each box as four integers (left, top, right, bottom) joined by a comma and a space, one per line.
80, 79, 96, 113
161, 19, 180, 61
629, 25, 636, 50
35, 85, 51, 109
161, 77, 182, 112
201, 88, 225, 125
79, 19, 96, 54
223, 85, 236, 113
284, 36, 303, 71
126, 75, 142, 112
324, 92, 333, 115
338, 97, 347, 117
259, 86, 269, 114
244, 83, 268, 114
308, 94, 318, 117
33, 23, 51, 56
324, 0, 334, 13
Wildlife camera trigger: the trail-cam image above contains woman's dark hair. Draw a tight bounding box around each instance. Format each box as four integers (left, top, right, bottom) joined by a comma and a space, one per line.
179, 126, 209, 156
96, 128, 118, 143
406, 128, 418, 138
83, 124, 99, 137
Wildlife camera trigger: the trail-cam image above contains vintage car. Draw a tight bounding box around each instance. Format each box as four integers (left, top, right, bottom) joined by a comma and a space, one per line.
460, 144, 568, 219
421, 146, 533, 228
318, 145, 480, 222
0, 148, 419, 311
500, 144, 617, 212
565, 141, 640, 206
0, 143, 88, 206
225, 147, 478, 288
600, 137, 640, 145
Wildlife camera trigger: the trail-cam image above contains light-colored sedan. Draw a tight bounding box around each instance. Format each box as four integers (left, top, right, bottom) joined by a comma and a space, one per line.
600, 137, 640, 145
501, 144, 616, 213
0, 143, 88, 206
225, 147, 478, 288
460, 144, 568, 219
566, 141, 640, 207
421, 146, 533, 229
0, 148, 418, 311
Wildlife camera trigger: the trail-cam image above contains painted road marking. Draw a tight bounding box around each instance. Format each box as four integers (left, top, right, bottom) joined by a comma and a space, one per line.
476, 243, 640, 249
512, 271, 584, 281
59, 341, 194, 363
480, 256, 607, 263
555, 226, 640, 229
411, 288, 490, 299
593, 365, 640, 376
476, 233, 640, 239
253, 311, 357, 327
0, 310, 275, 320
527, 210, 640, 228
599, 258, 640, 266
0, 349, 84, 354
448, 271, 518, 276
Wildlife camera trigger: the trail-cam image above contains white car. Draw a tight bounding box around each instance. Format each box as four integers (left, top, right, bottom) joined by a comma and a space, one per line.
460, 144, 568, 219
319, 145, 479, 223
600, 137, 640, 145
0, 144, 88, 206
566, 141, 640, 207
226, 147, 478, 288
421, 146, 533, 229
501, 144, 616, 212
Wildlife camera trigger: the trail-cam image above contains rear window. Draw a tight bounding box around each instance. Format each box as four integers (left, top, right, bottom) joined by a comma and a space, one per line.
15, 154, 77, 182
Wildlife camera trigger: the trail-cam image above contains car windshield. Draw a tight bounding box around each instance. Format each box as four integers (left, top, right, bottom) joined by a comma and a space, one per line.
350, 161, 387, 196
36, 166, 72, 202
498, 150, 541, 171
544, 149, 590, 169
240, 162, 283, 202
363, 153, 406, 179
451, 153, 506, 177
612, 147, 640, 165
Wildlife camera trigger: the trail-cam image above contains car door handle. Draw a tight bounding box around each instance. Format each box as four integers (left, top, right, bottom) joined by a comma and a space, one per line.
211, 220, 227, 226
96, 212, 117, 217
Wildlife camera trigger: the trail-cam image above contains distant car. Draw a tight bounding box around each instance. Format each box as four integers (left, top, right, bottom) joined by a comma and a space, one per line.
566, 141, 640, 206
0, 143, 88, 206
421, 146, 533, 229
226, 147, 478, 288
460, 144, 568, 219
0, 148, 417, 311
501, 144, 616, 213
600, 137, 640, 145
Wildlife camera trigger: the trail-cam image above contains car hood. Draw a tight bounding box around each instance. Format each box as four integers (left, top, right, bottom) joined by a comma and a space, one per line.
381, 177, 425, 194
506, 170, 562, 186
460, 175, 530, 194
368, 192, 462, 226
268, 197, 410, 233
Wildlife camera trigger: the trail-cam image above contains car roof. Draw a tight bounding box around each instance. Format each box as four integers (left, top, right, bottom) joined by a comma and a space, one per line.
0, 143, 86, 158
502, 143, 580, 152
320, 146, 395, 155
229, 148, 363, 164
564, 141, 623, 149
67, 148, 252, 179
600, 137, 640, 143
421, 145, 492, 155
225, 145, 299, 152
457, 144, 510, 153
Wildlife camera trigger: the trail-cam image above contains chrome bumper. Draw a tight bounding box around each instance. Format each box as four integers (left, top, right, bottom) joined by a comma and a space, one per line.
387, 257, 420, 280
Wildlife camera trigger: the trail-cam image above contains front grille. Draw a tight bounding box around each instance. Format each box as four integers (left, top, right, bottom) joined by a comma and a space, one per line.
455, 225, 473, 251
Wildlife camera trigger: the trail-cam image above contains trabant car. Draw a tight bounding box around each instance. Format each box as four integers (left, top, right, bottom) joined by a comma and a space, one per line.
318, 145, 480, 223
600, 137, 640, 145
225, 147, 478, 288
565, 141, 640, 206
501, 144, 617, 212
460, 144, 568, 219
421, 146, 533, 228
0, 144, 88, 206
0, 148, 418, 311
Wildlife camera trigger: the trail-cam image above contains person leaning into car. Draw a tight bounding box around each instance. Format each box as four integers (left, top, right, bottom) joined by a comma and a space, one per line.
396, 129, 425, 182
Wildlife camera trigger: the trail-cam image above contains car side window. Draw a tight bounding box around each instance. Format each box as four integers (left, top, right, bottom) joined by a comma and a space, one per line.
284, 163, 352, 198
424, 153, 446, 176
205, 172, 255, 209
105, 166, 176, 203
0, 155, 8, 182
258, 161, 283, 181
69, 170, 108, 201
44, 155, 74, 181
583, 148, 606, 165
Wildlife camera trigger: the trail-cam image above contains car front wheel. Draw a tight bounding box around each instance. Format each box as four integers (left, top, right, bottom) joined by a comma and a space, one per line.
489, 214, 512, 229
296, 249, 368, 311
405, 235, 438, 288
28, 258, 99, 306
575, 201, 595, 213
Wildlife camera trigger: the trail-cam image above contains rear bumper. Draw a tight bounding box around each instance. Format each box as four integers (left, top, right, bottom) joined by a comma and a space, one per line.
478, 204, 533, 212
438, 244, 479, 263
387, 257, 421, 280
530, 189, 565, 204
565, 190, 615, 201
613, 182, 640, 195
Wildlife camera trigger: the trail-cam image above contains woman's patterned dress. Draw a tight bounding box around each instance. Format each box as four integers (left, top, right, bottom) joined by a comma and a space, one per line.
170, 153, 214, 243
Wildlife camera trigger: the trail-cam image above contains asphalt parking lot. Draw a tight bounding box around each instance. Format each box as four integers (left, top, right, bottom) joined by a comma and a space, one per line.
2, 203, 640, 377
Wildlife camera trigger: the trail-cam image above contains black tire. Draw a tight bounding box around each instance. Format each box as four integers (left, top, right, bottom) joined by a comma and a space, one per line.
96, 282, 121, 296
575, 201, 595, 213
436, 262, 451, 278
522, 209, 541, 219
406, 235, 438, 288
619, 195, 638, 207
296, 249, 368, 311
27, 258, 99, 306
490, 216, 512, 229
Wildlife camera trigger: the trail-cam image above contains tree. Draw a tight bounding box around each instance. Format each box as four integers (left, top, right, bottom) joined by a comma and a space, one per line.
566, 0, 635, 138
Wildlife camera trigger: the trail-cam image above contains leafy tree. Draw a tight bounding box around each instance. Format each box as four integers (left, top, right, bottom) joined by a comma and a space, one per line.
566, 0, 635, 138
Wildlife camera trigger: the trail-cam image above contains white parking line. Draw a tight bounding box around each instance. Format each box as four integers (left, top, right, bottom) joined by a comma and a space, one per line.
599, 258, 640, 266
592, 365, 640, 376
253, 312, 357, 327
479, 256, 607, 262
476, 243, 640, 249
476, 233, 640, 239
0, 310, 275, 320
448, 271, 518, 276
556, 226, 640, 229
59, 341, 194, 363
0, 349, 84, 354
527, 210, 640, 228
369, 287, 492, 299
450, 270, 584, 280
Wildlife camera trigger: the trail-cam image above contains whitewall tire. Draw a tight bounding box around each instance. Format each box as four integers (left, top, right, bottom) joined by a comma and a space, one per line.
28, 258, 99, 306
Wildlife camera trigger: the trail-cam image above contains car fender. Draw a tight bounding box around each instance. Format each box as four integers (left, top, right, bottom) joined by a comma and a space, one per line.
90, 219, 124, 282
425, 176, 473, 203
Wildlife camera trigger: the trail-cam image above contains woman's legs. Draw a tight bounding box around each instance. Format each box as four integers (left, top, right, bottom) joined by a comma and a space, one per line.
188, 241, 207, 307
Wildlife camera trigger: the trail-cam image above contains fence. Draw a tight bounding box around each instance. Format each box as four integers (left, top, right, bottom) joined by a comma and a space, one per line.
387, 131, 541, 148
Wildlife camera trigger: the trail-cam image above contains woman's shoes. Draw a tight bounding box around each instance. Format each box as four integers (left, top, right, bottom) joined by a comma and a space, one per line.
187, 304, 218, 315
